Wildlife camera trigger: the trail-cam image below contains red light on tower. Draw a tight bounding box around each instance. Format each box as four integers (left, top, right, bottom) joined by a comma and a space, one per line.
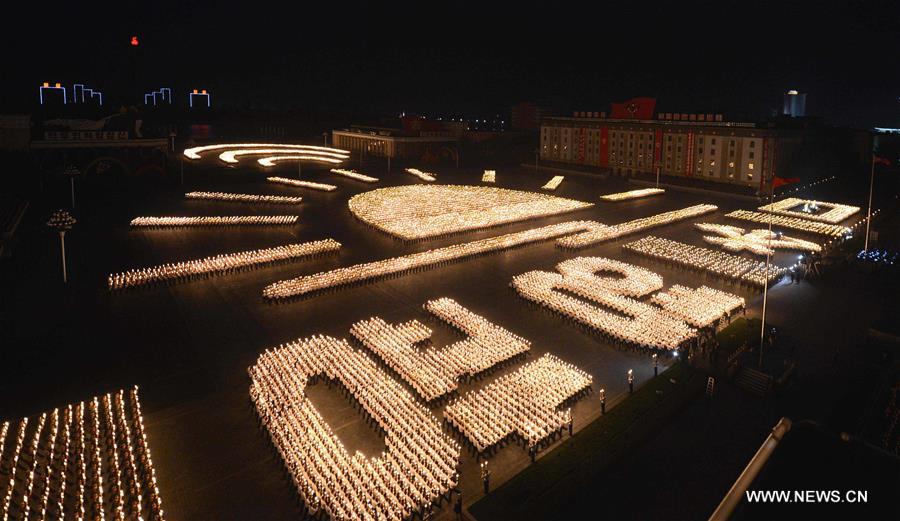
130, 35, 139, 47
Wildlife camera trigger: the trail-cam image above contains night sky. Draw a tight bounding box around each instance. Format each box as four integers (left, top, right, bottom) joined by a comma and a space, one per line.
6, 0, 899, 127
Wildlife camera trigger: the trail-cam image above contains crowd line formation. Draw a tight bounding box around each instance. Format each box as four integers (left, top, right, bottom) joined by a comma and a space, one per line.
249, 336, 460, 520
349, 298, 531, 402
108, 239, 341, 290
599, 188, 665, 201
758, 197, 860, 224
511, 257, 708, 350
183, 143, 350, 161
130, 215, 299, 227
404, 168, 437, 182
481, 170, 496, 183
558, 204, 718, 249
0, 388, 164, 521
540, 176, 564, 191
695, 223, 822, 256
726, 210, 850, 237
330, 169, 379, 183
347, 185, 592, 240
624, 236, 787, 286
262, 220, 596, 299
444, 354, 592, 454
266, 177, 338, 192
184, 191, 303, 204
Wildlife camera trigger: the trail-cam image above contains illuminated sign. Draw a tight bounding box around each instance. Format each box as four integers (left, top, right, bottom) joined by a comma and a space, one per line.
39, 83, 67, 105
189, 90, 210, 108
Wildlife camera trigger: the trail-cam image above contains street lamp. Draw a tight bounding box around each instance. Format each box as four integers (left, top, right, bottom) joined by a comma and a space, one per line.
47, 210, 76, 283
322, 132, 329, 147
627, 369, 634, 393
652, 353, 659, 377
63, 165, 81, 208
599, 388, 606, 414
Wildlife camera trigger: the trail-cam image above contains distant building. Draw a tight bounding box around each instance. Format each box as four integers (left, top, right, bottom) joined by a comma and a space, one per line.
332, 126, 456, 159
511, 102, 554, 130
540, 107, 833, 190
783, 90, 807, 117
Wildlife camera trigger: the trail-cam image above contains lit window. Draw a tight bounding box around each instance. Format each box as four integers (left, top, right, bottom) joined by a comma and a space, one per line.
728, 161, 735, 168
748, 162, 755, 170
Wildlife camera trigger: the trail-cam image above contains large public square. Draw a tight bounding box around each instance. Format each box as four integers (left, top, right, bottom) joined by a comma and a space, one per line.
2, 148, 898, 519
2, 3, 900, 520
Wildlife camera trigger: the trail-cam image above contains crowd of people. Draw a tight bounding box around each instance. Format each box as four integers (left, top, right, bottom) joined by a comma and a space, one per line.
726, 210, 849, 237
330, 169, 379, 183
266, 177, 338, 192
108, 239, 341, 290
758, 197, 860, 224
404, 168, 437, 182
349, 298, 531, 402
557, 204, 718, 249
249, 335, 460, 520
444, 354, 591, 455
347, 185, 591, 241
219, 148, 348, 165
0, 388, 164, 521
482, 170, 496, 183
130, 215, 300, 227
511, 261, 697, 351
541, 176, 564, 191
624, 236, 787, 287
262, 220, 595, 299
184, 191, 302, 204
695, 223, 822, 256
183, 143, 350, 161
650, 285, 745, 328
599, 188, 665, 201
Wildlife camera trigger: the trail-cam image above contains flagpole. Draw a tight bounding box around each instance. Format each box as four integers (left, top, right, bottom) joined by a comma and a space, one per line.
864, 153, 875, 252
759, 181, 773, 369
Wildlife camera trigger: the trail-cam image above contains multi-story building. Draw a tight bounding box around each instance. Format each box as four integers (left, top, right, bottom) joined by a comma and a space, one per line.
540, 113, 802, 190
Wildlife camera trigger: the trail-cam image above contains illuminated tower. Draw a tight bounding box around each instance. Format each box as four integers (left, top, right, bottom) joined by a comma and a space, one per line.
783, 90, 807, 117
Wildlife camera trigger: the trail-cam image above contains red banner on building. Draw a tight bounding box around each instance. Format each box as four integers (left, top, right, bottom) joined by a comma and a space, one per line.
610, 97, 657, 120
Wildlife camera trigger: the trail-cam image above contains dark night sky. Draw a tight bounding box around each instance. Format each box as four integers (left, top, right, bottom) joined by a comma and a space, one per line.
5, 0, 899, 127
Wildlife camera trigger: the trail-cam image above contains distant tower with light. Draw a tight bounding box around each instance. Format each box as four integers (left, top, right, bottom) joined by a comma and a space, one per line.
783, 89, 806, 117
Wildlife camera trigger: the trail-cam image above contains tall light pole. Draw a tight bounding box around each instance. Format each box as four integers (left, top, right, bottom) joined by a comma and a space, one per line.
64, 165, 81, 209
47, 210, 76, 283
322, 132, 329, 147
864, 153, 876, 252
759, 181, 775, 368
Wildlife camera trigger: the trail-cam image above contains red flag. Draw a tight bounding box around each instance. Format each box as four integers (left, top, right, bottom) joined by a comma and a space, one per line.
610, 97, 657, 120
873, 155, 891, 166
772, 176, 801, 189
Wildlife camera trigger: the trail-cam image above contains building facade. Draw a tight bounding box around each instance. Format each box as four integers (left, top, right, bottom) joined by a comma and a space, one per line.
332, 128, 457, 159
540, 115, 796, 190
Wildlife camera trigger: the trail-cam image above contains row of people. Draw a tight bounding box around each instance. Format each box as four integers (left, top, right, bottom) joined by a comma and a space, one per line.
330, 169, 379, 183
557, 204, 718, 249
726, 210, 849, 237
262, 220, 595, 299
130, 215, 299, 227
624, 236, 786, 287
108, 239, 341, 290
184, 191, 303, 204
266, 177, 338, 192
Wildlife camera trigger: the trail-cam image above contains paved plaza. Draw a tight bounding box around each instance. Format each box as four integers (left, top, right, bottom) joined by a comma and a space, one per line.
0, 159, 879, 519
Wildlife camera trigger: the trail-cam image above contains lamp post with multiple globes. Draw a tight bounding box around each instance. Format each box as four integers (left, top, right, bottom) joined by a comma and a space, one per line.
47, 210, 76, 283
